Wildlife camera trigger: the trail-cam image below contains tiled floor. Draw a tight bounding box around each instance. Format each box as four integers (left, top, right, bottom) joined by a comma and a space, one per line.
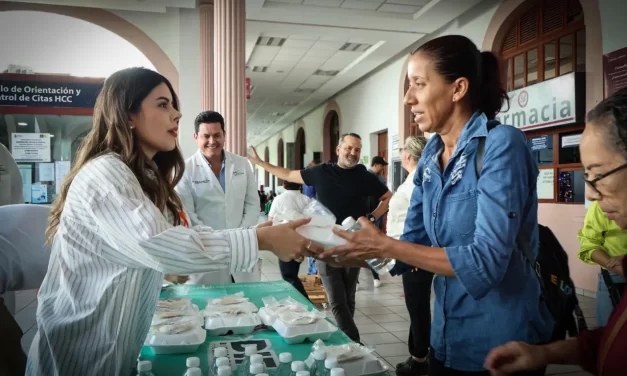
14, 251, 597, 376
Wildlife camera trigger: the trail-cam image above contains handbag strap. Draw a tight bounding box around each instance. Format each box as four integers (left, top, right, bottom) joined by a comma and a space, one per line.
599, 306, 627, 375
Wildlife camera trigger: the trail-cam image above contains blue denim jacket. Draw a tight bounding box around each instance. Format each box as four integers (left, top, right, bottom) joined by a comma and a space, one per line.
391, 112, 554, 371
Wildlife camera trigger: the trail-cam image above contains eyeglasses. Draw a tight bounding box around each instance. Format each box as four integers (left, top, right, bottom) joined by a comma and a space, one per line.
583, 162, 627, 196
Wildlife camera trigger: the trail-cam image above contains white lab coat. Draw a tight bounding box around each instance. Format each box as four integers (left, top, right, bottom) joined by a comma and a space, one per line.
0, 143, 24, 315
176, 150, 261, 284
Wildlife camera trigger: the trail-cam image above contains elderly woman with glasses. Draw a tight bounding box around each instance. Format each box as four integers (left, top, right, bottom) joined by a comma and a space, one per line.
484, 88, 627, 376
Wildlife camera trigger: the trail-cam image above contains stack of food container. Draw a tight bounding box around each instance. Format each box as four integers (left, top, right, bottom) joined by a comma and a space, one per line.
144, 298, 206, 355
203, 292, 262, 336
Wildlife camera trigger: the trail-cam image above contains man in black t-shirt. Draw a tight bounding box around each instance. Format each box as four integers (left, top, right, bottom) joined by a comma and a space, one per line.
249, 133, 391, 342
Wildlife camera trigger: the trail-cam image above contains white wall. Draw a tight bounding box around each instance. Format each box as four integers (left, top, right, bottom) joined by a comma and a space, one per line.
254, 0, 501, 189
112, 7, 202, 159
599, 0, 627, 54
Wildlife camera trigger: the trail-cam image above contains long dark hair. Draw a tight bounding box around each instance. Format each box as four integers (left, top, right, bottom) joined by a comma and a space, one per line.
412, 35, 509, 119
46, 67, 185, 243
586, 87, 627, 159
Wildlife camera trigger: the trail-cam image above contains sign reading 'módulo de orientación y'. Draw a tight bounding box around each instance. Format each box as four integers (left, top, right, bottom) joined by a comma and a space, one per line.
495, 72, 585, 132
0, 79, 103, 108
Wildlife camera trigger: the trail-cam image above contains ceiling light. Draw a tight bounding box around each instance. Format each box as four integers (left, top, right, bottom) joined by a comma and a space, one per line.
340, 42, 372, 52
270, 112, 285, 117
314, 69, 339, 77
276, 70, 285, 73
294, 88, 316, 93
18, 122, 27, 126
281, 101, 299, 106
256, 36, 286, 47
252, 66, 268, 73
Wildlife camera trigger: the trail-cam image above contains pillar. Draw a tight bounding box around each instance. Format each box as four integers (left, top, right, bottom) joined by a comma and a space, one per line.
214, 0, 247, 155
199, 1, 214, 112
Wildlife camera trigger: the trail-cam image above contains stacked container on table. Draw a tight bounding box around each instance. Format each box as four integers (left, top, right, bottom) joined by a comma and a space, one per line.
144, 298, 206, 355
203, 292, 262, 336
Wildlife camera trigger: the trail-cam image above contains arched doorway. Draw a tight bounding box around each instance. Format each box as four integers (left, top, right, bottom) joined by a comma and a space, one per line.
264, 146, 270, 189
0, 2, 178, 91
294, 127, 306, 170
323, 111, 340, 163
277, 138, 284, 186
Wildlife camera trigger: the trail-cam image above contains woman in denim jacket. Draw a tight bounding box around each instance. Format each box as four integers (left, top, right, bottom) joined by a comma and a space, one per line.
321, 34, 554, 375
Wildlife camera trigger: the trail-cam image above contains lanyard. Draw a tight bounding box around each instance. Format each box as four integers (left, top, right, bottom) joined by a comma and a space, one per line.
178, 211, 190, 228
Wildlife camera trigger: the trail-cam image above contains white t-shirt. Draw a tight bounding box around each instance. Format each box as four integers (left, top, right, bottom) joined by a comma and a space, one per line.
268, 190, 313, 219
386, 170, 416, 239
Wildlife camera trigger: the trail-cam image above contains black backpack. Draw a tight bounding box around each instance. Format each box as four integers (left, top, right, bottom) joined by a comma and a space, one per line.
475, 121, 587, 340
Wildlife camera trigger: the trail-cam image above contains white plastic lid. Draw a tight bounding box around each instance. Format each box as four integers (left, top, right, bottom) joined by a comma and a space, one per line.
216, 357, 230, 368
325, 358, 338, 369
187, 367, 202, 376
330, 368, 345, 376
279, 352, 292, 363
137, 360, 152, 372
214, 347, 228, 358
187, 357, 200, 368
313, 350, 327, 361
341, 217, 357, 228
250, 363, 265, 374
250, 354, 263, 364
217, 365, 232, 376
296, 371, 310, 376
291, 361, 305, 372
245, 345, 258, 356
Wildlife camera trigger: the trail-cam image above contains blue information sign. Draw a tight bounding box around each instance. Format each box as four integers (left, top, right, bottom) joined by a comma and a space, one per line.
529, 135, 549, 151
0, 79, 103, 108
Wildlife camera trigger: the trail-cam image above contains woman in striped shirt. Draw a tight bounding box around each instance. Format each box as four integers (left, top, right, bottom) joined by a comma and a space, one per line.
26, 67, 322, 376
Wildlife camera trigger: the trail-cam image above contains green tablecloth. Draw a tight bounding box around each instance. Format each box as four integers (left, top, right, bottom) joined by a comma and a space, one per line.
140, 281, 352, 375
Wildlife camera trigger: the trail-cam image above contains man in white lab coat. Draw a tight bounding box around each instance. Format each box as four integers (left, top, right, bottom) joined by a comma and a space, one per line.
176, 111, 261, 284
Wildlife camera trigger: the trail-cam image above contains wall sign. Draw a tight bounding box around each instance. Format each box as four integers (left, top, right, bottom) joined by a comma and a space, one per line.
0, 79, 103, 108
529, 135, 549, 151
603, 47, 627, 97
537, 169, 555, 200
11, 133, 51, 162
495, 72, 585, 132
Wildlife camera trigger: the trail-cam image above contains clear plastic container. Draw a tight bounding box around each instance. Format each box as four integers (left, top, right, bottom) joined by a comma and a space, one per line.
323, 359, 338, 376
187, 367, 202, 376
249, 363, 265, 376
309, 350, 326, 376
217, 365, 232, 376
290, 361, 306, 376
276, 353, 293, 376
341, 217, 396, 273
138, 360, 156, 376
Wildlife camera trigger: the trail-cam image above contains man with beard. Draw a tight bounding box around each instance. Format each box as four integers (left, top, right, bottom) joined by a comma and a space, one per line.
248, 133, 391, 342
176, 111, 260, 284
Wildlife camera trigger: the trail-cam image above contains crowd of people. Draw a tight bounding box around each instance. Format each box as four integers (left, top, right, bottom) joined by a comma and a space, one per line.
0, 33, 625, 376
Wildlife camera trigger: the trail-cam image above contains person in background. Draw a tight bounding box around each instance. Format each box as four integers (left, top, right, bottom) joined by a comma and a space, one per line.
484, 87, 627, 376
248, 133, 392, 343
0, 142, 26, 375
176, 111, 261, 284
578, 200, 626, 326
320, 35, 553, 374
389, 136, 432, 376
367, 155, 388, 288
268, 180, 314, 299
26, 67, 322, 376
303, 159, 320, 199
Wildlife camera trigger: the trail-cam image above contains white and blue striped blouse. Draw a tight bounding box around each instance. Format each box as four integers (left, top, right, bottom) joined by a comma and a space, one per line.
26, 154, 258, 376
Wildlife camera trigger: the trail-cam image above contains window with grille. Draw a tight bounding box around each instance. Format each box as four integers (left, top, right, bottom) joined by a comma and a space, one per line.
500, 0, 585, 205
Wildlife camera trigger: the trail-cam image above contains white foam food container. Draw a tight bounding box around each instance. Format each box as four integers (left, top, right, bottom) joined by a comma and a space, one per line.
295, 225, 348, 250
204, 313, 262, 336
204, 301, 259, 317
305, 351, 386, 376
273, 317, 338, 344
144, 326, 206, 355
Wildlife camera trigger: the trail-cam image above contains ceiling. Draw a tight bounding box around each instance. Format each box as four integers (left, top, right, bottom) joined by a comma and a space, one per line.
3, 0, 487, 145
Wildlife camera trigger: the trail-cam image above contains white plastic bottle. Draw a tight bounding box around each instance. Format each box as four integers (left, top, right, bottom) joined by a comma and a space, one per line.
323, 359, 338, 376
309, 350, 327, 376
289, 361, 306, 376
187, 367, 203, 376
217, 365, 232, 376
214, 357, 230, 376
342, 217, 396, 273
184, 357, 201, 376
238, 345, 257, 376
330, 368, 344, 376
249, 363, 265, 376
276, 353, 292, 376
296, 372, 310, 376
137, 360, 156, 376
211, 348, 228, 376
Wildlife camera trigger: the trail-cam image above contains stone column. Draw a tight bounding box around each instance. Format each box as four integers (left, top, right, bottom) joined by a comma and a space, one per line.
213, 0, 246, 155
199, 1, 214, 112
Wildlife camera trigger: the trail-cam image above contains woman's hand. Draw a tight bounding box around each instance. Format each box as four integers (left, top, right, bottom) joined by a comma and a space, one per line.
484, 342, 547, 375
164, 274, 190, 284
256, 218, 324, 262
248, 146, 263, 166
319, 217, 390, 261
606, 255, 624, 270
